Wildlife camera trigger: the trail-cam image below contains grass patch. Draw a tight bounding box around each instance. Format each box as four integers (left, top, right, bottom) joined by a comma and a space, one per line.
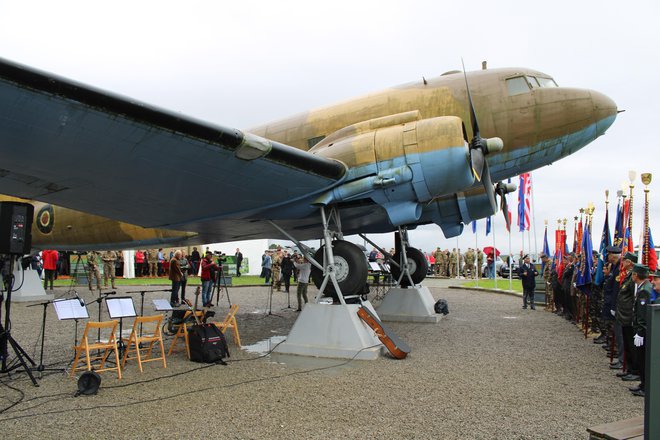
462, 278, 523, 292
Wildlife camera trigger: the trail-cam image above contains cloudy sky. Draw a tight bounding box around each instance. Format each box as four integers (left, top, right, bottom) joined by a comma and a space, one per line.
1, 0, 658, 256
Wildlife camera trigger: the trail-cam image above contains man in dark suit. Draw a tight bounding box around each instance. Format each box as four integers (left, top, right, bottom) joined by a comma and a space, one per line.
518, 254, 539, 310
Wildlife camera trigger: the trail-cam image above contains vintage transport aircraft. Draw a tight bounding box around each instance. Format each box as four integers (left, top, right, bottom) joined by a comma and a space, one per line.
0, 58, 617, 302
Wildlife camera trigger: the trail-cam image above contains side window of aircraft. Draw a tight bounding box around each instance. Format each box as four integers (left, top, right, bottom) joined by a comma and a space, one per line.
506, 77, 530, 96
537, 77, 558, 88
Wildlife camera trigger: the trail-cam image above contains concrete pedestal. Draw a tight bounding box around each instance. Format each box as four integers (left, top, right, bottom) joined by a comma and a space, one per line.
275, 302, 383, 360
376, 285, 440, 323
11, 268, 53, 302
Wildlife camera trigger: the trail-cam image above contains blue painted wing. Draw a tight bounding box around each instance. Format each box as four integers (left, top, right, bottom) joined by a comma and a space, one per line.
0, 57, 346, 232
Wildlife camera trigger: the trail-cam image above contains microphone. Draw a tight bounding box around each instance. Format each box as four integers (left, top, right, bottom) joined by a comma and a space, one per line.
75, 293, 84, 307
105, 291, 117, 295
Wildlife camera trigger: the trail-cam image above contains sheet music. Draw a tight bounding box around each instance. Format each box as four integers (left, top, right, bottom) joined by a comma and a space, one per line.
53, 299, 89, 320
369, 262, 381, 271
106, 297, 137, 318
153, 299, 173, 311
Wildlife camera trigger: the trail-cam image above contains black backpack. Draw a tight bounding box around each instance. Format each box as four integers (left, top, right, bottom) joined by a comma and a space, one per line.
188, 324, 230, 364
434, 299, 449, 315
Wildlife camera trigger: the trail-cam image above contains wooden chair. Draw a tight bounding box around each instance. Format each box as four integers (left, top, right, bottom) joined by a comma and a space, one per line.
214, 304, 241, 347
167, 310, 204, 359
122, 315, 167, 372
71, 320, 121, 379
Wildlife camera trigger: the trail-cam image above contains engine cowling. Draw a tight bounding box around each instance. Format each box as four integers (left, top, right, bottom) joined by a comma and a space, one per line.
312, 115, 476, 226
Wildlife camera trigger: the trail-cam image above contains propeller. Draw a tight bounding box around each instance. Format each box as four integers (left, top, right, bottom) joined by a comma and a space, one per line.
461, 59, 503, 184
495, 181, 517, 230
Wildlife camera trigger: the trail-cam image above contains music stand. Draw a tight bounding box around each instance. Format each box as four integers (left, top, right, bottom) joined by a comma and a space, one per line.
53, 298, 89, 348
105, 297, 136, 358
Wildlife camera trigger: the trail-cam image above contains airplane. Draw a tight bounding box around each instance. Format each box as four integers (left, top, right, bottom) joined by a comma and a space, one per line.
0, 57, 617, 302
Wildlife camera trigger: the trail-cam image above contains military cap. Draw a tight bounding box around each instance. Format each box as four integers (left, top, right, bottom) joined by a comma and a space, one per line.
652, 268, 660, 278
623, 252, 638, 263
632, 263, 649, 277
522, 254, 529, 260
540, 253, 549, 259
606, 245, 622, 254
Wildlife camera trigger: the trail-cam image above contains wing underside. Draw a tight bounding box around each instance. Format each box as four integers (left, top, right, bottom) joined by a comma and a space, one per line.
0, 58, 346, 232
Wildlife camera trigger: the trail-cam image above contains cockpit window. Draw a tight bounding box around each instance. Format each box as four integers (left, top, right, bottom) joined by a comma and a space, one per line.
537, 76, 558, 87
506, 77, 530, 96
507, 75, 559, 96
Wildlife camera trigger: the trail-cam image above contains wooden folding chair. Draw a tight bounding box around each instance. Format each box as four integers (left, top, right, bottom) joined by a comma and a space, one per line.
214, 304, 241, 347
122, 315, 167, 372
71, 320, 122, 379
167, 310, 204, 359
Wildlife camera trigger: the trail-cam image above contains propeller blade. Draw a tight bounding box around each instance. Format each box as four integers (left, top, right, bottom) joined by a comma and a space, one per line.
471, 147, 485, 182
501, 193, 511, 230
461, 58, 480, 138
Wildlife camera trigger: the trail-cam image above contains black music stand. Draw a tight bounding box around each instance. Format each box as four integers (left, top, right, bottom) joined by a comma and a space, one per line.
105, 296, 136, 359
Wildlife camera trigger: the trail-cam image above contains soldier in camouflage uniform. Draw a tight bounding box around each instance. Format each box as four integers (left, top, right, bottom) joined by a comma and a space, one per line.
271, 247, 283, 291
101, 250, 117, 288
147, 249, 158, 277
449, 249, 457, 278
464, 248, 475, 279
541, 253, 552, 311
86, 251, 102, 291
433, 247, 443, 275
476, 248, 484, 278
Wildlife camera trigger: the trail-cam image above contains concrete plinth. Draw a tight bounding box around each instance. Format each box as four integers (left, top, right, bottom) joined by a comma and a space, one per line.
11, 269, 53, 302
376, 285, 440, 323
275, 302, 383, 360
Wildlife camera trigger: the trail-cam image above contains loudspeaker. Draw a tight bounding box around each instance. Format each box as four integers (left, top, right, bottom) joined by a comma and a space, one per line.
0, 202, 34, 255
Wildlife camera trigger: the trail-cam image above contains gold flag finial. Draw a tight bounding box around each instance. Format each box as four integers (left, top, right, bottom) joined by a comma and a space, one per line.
641, 173, 652, 187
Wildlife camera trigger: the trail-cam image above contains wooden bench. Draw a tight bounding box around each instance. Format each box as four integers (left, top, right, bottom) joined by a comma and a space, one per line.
587, 416, 644, 440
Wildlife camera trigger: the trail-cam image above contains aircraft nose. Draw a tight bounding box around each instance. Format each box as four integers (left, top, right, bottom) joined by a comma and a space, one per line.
591, 90, 617, 132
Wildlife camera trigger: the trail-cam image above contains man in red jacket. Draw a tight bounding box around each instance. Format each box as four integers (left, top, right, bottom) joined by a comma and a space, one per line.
41, 249, 58, 291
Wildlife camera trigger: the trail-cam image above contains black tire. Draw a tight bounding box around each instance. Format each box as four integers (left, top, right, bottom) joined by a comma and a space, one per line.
390, 247, 428, 287
310, 240, 369, 299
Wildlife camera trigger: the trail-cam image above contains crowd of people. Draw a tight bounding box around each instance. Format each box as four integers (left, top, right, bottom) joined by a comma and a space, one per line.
260, 247, 311, 311
541, 245, 658, 398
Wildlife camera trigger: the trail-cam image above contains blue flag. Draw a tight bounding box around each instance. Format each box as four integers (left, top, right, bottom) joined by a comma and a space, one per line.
542, 227, 550, 271
594, 208, 611, 285
486, 216, 491, 236
472, 220, 476, 234
576, 223, 593, 294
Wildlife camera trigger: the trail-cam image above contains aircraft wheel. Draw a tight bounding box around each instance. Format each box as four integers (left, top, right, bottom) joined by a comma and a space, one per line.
391, 247, 428, 287
311, 240, 368, 299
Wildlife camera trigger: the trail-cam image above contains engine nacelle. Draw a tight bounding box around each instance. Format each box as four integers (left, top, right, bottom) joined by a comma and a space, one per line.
312, 115, 475, 226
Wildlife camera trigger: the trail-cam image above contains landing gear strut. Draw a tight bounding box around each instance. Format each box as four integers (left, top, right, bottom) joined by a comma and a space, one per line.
391, 228, 428, 287
269, 205, 368, 305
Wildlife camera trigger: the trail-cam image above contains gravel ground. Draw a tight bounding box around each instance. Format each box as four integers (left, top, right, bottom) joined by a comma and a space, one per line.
0, 279, 644, 439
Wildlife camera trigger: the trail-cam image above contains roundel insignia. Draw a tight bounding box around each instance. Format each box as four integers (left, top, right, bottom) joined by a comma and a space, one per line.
37, 205, 55, 234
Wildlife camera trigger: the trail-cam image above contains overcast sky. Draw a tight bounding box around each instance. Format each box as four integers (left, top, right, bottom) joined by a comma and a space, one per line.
1, 0, 658, 256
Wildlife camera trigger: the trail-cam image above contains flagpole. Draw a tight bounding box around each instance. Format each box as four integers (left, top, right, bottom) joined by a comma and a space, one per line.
475, 222, 479, 287
530, 173, 538, 260
493, 214, 497, 290
508, 219, 513, 291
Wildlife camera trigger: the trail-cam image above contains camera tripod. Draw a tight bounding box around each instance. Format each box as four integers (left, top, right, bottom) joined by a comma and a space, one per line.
1, 256, 39, 386
212, 266, 231, 307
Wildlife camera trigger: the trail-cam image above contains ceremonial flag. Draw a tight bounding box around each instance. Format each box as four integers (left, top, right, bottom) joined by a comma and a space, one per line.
576, 219, 584, 255
542, 226, 550, 272
576, 221, 593, 294
486, 216, 491, 235
517, 173, 531, 232
594, 208, 611, 285
472, 220, 476, 234
613, 198, 624, 247
643, 227, 657, 272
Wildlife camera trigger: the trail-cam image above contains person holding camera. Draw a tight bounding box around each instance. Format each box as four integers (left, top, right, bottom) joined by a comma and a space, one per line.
293, 254, 311, 311
200, 251, 218, 307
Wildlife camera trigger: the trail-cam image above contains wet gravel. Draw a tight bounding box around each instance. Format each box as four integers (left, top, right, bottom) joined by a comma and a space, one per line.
0, 279, 643, 439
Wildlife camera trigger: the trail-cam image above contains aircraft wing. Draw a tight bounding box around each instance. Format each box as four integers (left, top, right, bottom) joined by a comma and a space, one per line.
0, 57, 347, 230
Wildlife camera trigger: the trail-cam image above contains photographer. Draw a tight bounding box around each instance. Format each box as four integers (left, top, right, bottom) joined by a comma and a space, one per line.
293, 254, 311, 311
200, 251, 218, 307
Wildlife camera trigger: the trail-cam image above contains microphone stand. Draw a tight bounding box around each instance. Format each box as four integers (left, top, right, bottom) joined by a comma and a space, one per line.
126, 288, 171, 340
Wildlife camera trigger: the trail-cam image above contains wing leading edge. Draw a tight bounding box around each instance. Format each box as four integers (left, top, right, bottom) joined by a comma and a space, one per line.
0, 57, 346, 230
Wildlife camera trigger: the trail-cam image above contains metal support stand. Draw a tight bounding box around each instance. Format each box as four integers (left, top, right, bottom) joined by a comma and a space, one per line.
213, 266, 231, 307
394, 227, 416, 287
1, 257, 39, 386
